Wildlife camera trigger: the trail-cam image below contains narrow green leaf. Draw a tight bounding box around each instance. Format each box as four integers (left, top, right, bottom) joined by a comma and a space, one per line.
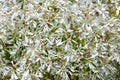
33, 18, 40, 25
81, 39, 85, 47
62, 35, 67, 41
3, 48, 12, 61
14, 45, 26, 59
21, 0, 24, 9
51, 27, 57, 33
0, 39, 5, 47
69, 0, 75, 3
0, 39, 12, 61
39, 2, 43, 6
105, 32, 110, 41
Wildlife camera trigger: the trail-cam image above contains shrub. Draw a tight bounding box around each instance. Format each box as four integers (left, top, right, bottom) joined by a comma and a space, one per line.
0, 0, 120, 80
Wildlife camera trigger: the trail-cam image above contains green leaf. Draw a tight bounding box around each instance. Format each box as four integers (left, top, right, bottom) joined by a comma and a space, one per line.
33, 18, 40, 25
17, 0, 23, 3
105, 32, 110, 41
69, 0, 75, 3
62, 35, 67, 41
39, 2, 43, 6
48, 5, 59, 12
0, 39, 5, 47
3, 48, 12, 61
21, 0, 24, 9
107, 0, 111, 4
14, 45, 26, 59
81, 39, 85, 47
0, 39, 12, 61
70, 24, 79, 31
51, 27, 58, 33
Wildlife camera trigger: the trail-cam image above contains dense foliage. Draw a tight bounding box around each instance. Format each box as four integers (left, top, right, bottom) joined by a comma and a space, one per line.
0, 0, 120, 80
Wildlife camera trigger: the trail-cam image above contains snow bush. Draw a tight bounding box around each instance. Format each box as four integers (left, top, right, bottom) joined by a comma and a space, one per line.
0, 0, 120, 80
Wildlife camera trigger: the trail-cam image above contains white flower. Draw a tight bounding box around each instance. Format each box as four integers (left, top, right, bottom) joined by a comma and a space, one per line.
21, 70, 31, 80
11, 72, 18, 80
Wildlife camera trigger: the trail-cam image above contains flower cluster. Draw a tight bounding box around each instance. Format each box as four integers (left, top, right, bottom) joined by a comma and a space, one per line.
0, 0, 120, 80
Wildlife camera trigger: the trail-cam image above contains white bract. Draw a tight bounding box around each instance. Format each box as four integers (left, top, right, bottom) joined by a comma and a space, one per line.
0, 0, 120, 80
